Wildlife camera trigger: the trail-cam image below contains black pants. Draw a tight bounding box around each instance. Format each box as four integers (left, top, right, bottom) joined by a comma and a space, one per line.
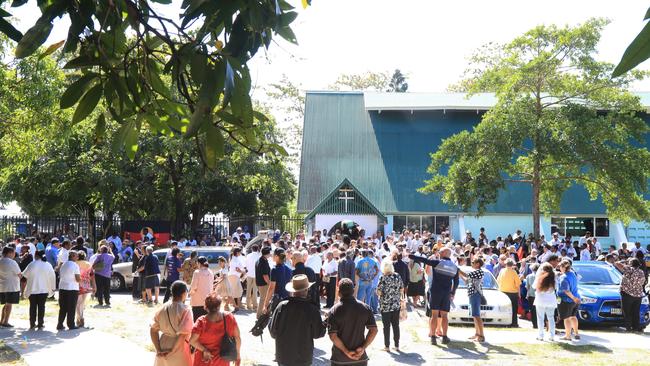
325, 276, 336, 307
528, 297, 537, 328
29, 293, 48, 327
95, 275, 111, 305
132, 275, 142, 299
192, 306, 207, 322
163, 281, 173, 303
58, 289, 78, 328
381, 310, 400, 348
505, 292, 519, 326
621, 292, 642, 331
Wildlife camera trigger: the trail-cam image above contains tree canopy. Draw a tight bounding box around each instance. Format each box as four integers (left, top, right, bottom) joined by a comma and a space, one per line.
387, 69, 408, 92
421, 18, 650, 238
0, 0, 310, 168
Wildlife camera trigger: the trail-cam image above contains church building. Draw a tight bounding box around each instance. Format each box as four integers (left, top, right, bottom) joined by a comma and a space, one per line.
297, 91, 650, 246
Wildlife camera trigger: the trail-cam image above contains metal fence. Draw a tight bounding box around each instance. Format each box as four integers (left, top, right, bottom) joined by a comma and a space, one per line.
0, 215, 305, 244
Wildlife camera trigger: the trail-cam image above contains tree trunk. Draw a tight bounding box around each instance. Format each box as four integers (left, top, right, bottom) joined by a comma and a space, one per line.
532, 161, 541, 240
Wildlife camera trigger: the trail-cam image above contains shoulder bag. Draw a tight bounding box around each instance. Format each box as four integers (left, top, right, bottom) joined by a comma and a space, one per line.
220, 313, 238, 361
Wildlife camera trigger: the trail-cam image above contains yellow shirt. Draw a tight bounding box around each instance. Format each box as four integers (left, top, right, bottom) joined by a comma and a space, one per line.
497, 267, 521, 293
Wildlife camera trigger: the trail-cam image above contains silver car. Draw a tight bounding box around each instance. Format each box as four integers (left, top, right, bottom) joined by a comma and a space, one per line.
110, 247, 232, 290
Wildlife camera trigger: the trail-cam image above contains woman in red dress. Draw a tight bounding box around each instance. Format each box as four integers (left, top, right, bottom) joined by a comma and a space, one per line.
189, 294, 241, 366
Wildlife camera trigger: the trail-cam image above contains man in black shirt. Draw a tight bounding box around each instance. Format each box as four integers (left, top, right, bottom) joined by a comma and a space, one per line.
327, 278, 377, 366
337, 249, 356, 284
291, 251, 320, 309
393, 251, 410, 297
269, 274, 326, 366
255, 247, 271, 318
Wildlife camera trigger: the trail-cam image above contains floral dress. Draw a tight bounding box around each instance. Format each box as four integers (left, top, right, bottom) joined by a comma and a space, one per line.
377, 273, 404, 313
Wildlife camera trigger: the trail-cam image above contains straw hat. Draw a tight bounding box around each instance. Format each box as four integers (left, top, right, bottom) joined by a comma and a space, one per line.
285, 274, 315, 293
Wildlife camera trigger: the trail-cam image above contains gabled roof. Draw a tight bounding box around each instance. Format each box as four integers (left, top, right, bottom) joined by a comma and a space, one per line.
305, 179, 386, 221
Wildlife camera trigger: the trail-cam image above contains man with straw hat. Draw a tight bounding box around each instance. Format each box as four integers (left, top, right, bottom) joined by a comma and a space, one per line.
269, 274, 326, 366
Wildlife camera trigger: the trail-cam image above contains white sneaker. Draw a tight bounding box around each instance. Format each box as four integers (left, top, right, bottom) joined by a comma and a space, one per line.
536, 336, 544, 341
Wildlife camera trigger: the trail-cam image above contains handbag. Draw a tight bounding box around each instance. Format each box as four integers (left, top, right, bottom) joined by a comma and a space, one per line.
399, 299, 408, 321
220, 313, 238, 361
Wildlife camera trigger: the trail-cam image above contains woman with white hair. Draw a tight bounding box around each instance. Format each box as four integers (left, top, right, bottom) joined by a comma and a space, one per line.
376, 259, 404, 351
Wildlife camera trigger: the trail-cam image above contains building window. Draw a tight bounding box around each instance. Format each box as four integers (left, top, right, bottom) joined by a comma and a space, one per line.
392, 215, 449, 234
551, 217, 609, 237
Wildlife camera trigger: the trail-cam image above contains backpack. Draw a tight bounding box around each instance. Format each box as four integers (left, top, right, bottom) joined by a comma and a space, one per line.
250, 312, 270, 341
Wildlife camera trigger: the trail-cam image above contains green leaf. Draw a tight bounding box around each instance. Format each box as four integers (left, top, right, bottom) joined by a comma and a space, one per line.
94, 114, 106, 143
187, 64, 219, 137
72, 84, 103, 123
60, 73, 99, 109
38, 39, 64, 60
15, 17, 53, 58
190, 52, 207, 82
613, 21, 650, 77
645, 7, 650, 20
0, 18, 23, 42
0, 9, 11, 17
203, 123, 225, 168
124, 122, 139, 160
63, 54, 99, 69
276, 26, 297, 44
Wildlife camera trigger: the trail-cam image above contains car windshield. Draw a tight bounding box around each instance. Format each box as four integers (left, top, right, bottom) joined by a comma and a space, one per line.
458, 269, 498, 290
573, 265, 621, 285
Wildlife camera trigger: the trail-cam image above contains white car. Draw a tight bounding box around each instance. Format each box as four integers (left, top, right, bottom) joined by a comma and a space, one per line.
448, 266, 512, 325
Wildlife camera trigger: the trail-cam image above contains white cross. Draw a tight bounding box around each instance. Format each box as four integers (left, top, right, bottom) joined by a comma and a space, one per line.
338, 188, 354, 213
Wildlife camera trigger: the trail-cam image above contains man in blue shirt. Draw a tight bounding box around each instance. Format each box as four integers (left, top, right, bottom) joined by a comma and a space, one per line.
355, 249, 379, 309
262, 248, 293, 314
44, 239, 60, 269
409, 247, 459, 345
558, 259, 581, 340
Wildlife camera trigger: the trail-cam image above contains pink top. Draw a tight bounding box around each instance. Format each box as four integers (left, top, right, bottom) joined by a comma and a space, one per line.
189, 268, 214, 307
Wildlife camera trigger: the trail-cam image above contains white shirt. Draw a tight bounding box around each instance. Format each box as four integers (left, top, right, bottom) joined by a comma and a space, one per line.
593, 241, 602, 255
245, 252, 261, 278
178, 240, 187, 248
0, 257, 21, 292
59, 261, 80, 291
323, 259, 338, 277
631, 246, 647, 255
23, 260, 56, 297
580, 248, 591, 261
305, 254, 323, 274
57, 247, 70, 266
228, 255, 246, 276
189, 268, 214, 307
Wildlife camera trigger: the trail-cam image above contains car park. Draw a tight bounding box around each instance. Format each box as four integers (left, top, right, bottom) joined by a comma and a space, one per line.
572, 261, 650, 328
449, 266, 512, 325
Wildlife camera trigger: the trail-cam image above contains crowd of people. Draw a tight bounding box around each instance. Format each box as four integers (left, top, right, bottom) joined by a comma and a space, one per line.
1, 224, 649, 365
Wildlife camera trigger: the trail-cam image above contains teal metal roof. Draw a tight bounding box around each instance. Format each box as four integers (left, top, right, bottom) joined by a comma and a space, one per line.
297, 91, 648, 215
304, 179, 386, 221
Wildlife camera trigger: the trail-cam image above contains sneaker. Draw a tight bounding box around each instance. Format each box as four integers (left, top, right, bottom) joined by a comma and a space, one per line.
441, 336, 450, 344
536, 336, 544, 341
382, 346, 390, 351
430, 336, 437, 345
56, 324, 65, 331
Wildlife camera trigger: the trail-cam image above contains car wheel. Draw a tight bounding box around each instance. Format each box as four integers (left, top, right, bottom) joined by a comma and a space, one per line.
111, 273, 125, 291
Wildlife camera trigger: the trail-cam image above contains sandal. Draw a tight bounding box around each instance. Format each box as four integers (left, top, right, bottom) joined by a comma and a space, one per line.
477, 336, 485, 343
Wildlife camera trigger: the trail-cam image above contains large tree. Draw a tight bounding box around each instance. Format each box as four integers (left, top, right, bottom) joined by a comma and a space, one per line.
387, 69, 408, 92
421, 19, 650, 238
0, 0, 310, 168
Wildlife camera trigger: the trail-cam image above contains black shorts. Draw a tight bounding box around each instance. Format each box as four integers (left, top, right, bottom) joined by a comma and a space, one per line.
0, 292, 20, 305
428, 291, 451, 312
558, 301, 578, 320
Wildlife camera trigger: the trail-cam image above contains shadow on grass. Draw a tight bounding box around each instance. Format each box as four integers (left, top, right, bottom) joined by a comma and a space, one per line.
439, 341, 522, 360
553, 343, 613, 354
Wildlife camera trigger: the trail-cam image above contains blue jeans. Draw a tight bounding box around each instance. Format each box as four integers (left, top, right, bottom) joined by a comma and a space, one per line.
536, 305, 556, 339
370, 287, 379, 313
357, 281, 373, 306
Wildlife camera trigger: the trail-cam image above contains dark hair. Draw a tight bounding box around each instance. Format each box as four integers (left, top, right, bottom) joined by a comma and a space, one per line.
2, 246, 15, 256
171, 248, 180, 257
35, 250, 45, 260
339, 278, 355, 298
472, 257, 484, 267
635, 251, 644, 261
261, 247, 271, 256
538, 263, 556, 292
197, 256, 208, 266
251, 244, 259, 252
546, 254, 559, 263
190, 251, 198, 259
170, 280, 188, 298
204, 294, 223, 313
78, 251, 87, 260
76, 236, 84, 246
629, 258, 641, 268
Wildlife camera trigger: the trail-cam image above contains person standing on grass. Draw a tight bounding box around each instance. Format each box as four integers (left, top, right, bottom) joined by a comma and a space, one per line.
75, 251, 95, 328
533, 263, 558, 341
376, 260, 403, 351
327, 278, 378, 366
459, 257, 486, 342
497, 258, 522, 327
163, 248, 183, 303
558, 259, 581, 341
151, 281, 193, 366
57, 250, 81, 330
93, 244, 114, 307
269, 274, 326, 366
244, 244, 261, 312
23, 250, 56, 329
0, 246, 22, 328
142, 245, 161, 304
614, 258, 646, 332
409, 247, 459, 345
189, 257, 213, 322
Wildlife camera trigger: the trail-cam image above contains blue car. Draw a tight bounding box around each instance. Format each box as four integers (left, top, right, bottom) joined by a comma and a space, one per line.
572, 262, 650, 328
